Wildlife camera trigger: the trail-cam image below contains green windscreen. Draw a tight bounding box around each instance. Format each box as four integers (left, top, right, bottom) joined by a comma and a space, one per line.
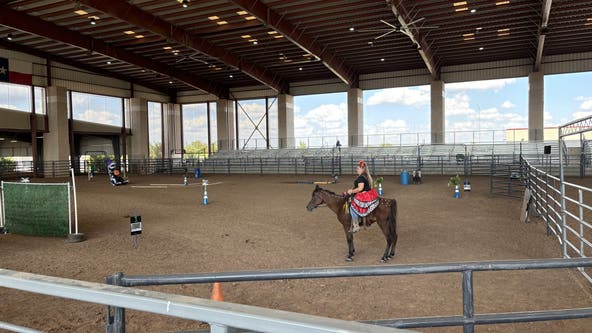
2, 182, 69, 237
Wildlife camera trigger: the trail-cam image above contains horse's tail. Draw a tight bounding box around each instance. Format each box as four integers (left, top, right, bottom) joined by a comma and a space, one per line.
388, 199, 398, 234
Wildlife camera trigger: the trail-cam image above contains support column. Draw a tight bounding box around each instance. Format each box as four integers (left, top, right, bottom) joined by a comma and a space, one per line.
348, 88, 363, 147
216, 99, 235, 151
278, 94, 294, 148
128, 98, 149, 160
163, 103, 182, 158
431, 80, 445, 144
529, 71, 544, 141
43, 86, 69, 177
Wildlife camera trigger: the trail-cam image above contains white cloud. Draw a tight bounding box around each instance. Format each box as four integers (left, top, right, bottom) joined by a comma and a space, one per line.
294, 103, 348, 145
75, 109, 121, 126
501, 100, 516, 109
572, 111, 592, 120
580, 99, 592, 110
445, 93, 476, 116
366, 87, 430, 107
447, 105, 527, 131
570, 96, 592, 120
447, 78, 516, 92
366, 119, 409, 135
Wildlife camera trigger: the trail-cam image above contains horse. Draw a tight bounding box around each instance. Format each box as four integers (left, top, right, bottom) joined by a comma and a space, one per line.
306, 185, 398, 262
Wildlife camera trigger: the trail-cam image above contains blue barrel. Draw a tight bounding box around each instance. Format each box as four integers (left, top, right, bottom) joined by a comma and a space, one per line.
194, 168, 201, 178
400, 171, 410, 185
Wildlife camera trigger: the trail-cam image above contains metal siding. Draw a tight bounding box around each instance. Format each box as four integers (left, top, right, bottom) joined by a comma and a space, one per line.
51, 64, 131, 91
229, 85, 277, 100
51, 79, 130, 98
133, 91, 170, 103
177, 91, 217, 104
360, 69, 432, 90
542, 52, 592, 75
290, 79, 348, 96
441, 58, 532, 83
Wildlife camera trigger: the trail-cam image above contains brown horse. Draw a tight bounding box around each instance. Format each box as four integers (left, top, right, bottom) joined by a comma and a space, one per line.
306, 185, 398, 262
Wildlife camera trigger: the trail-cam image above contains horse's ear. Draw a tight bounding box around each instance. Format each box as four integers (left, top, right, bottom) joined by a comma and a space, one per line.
315, 184, 320, 190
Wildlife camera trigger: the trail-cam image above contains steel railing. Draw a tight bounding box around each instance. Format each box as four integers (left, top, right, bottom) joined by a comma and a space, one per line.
522, 157, 592, 283
0, 268, 409, 333
105, 258, 592, 333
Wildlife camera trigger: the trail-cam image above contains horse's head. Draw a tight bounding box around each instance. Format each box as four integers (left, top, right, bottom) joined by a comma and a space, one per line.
306, 185, 325, 212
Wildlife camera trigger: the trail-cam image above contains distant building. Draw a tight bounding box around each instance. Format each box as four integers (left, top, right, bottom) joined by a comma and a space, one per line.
506, 126, 592, 142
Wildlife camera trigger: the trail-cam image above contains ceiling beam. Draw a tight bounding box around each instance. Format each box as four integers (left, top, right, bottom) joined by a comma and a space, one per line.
228, 0, 358, 88
0, 38, 172, 95
0, 5, 227, 97
77, 0, 288, 94
389, 0, 440, 80
534, 0, 553, 72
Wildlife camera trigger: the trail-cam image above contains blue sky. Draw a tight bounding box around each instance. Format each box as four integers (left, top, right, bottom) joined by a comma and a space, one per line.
2, 71, 592, 148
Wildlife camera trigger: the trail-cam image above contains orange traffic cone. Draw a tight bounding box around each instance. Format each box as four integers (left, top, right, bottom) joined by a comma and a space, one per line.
211, 282, 224, 301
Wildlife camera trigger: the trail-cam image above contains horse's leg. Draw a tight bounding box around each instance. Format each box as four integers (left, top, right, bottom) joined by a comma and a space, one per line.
378, 219, 392, 263
345, 230, 355, 261
387, 201, 398, 259
389, 229, 398, 259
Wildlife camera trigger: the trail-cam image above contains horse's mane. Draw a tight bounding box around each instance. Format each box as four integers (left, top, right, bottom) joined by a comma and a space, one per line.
316, 187, 343, 199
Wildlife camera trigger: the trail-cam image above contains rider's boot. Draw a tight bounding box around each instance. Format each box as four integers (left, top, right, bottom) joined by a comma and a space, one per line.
351, 217, 360, 233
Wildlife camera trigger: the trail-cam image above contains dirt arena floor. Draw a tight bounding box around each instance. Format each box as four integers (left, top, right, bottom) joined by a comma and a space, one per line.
1, 173, 591, 333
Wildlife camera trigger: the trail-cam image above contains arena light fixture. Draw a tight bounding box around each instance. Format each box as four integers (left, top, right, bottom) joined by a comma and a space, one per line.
479, 46, 484, 51
124, 30, 135, 35
89, 17, 97, 25
217, 20, 228, 25
470, 9, 477, 13
135, 35, 144, 39
181, 0, 189, 8
237, 10, 248, 15
7, 33, 13, 41
244, 16, 256, 20
208, 16, 219, 20
496, 1, 510, 5
74, 9, 88, 16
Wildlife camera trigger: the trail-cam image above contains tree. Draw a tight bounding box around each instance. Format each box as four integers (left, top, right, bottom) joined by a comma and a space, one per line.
149, 143, 162, 158
184, 140, 208, 155
298, 141, 307, 149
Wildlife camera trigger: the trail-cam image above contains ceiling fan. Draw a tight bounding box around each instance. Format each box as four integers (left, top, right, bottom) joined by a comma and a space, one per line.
357, 17, 438, 40
175, 53, 209, 65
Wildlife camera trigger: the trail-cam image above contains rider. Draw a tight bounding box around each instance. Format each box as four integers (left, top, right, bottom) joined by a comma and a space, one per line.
347, 160, 379, 233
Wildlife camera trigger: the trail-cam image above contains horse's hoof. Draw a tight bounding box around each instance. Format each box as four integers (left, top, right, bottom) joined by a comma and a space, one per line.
380, 258, 387, 263
345, 257, 353, 262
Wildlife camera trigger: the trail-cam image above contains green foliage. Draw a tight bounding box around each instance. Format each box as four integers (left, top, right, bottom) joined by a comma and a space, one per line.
0, 157, 17, 172
448, 174, 461, 187
149, 143, 162, 158
374, 176, 384, 187
379, 143, 393, 147
184, 140, 217, 158
298, 141, 307, 149
86, 154, 114, 173
185, 140, 208, 154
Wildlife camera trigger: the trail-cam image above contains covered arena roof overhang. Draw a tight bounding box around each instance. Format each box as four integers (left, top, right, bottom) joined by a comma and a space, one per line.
1, 0, 592, 97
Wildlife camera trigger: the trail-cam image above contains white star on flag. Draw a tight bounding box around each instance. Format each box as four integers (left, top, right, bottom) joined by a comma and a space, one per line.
0, 66, 6, 75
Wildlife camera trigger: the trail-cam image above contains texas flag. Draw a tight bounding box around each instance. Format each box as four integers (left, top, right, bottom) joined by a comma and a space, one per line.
0, 57, 33, 86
